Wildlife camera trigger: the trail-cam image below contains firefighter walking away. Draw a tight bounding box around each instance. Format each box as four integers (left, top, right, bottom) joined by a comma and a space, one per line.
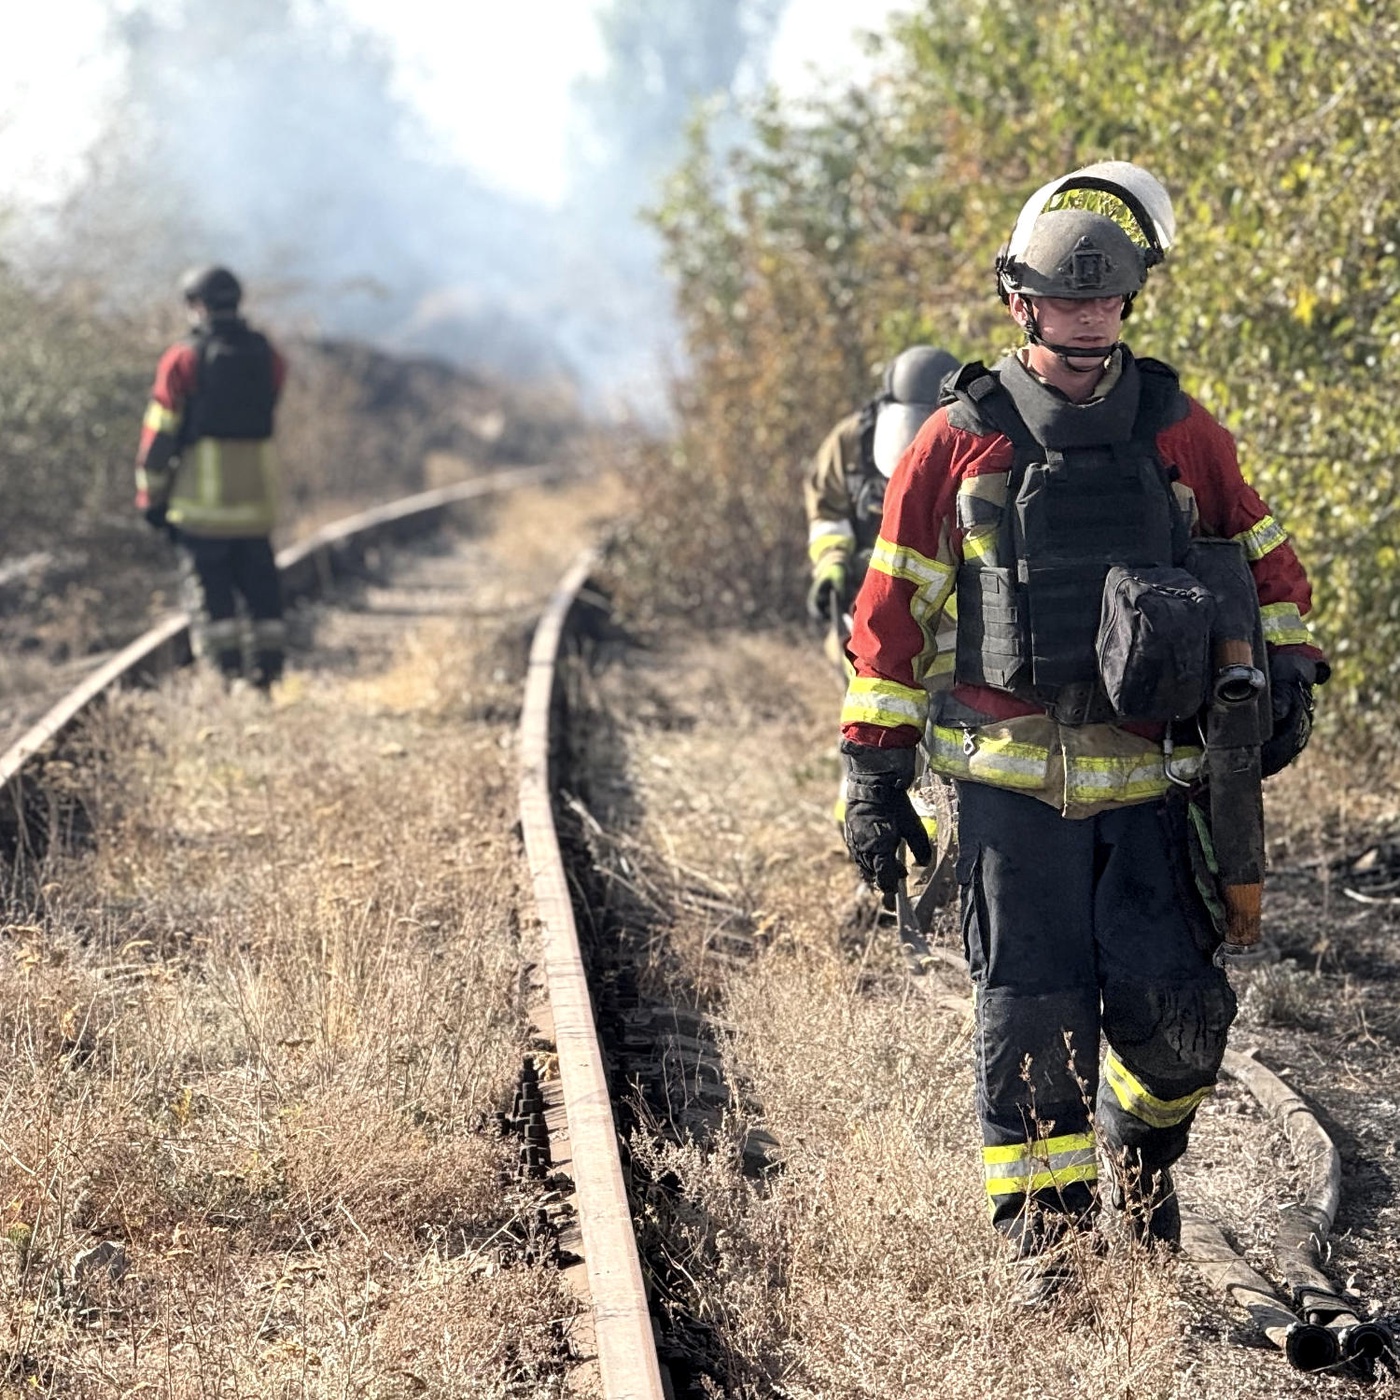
838, 162, 1328, 1305
135, 265, 288, 690
805, 345, 958, 842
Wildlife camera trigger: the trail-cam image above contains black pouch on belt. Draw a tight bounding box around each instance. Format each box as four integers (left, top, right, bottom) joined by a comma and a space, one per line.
1096, 565, 1216, 723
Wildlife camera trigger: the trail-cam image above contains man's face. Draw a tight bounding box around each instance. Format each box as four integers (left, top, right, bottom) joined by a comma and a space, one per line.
1013, 293, 1126, 358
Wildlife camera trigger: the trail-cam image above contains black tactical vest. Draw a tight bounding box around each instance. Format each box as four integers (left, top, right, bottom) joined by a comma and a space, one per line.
946, 351, 1192, 725
180, 318, 276, 445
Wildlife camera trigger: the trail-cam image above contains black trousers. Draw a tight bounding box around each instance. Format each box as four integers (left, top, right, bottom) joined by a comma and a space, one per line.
956, 781, 1236, 1241
176, 533, 285, 684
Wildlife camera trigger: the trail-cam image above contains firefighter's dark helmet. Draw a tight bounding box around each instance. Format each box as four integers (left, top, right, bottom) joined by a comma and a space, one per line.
181, 265, 242, 311
999, 209, 1147, 301
995, 161, 1175, 305
883, 345, 960, 405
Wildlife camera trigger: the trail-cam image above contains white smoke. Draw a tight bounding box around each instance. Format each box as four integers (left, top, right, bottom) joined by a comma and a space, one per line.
9, 0, 792, 415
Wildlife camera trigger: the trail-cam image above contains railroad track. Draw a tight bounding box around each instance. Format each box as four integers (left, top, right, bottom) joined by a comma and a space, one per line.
1, 469, 552, 859
522, 583, 1398, 1393
5, 475, 1395, 1395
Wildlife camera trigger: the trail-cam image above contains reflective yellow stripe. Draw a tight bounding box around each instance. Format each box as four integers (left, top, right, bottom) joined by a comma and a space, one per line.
983, 1132, 1097, 1197
1234, 514, 1287, 561
1104, 1050, 1213, 1129
168, 440, 277, 534
1260, 601, 1313, 648
143, 400, 181, 435
1065, 748, 1202, 805
909, 788, 939, 842
198, 437, 218, 506
927, 725, 1206, 808
193, 617, 243, 657
926, 724, 1048, 789
169, 499, 277, 530
809, 517, 855, 563
841, 677, 927, 731
869, 536, 956, 685
962, 526, 998, 561
869, 535, 953, 592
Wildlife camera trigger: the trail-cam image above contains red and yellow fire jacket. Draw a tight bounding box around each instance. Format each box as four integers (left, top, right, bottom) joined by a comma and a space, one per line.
840, 379, 1327, 817
135, 325, 287, 538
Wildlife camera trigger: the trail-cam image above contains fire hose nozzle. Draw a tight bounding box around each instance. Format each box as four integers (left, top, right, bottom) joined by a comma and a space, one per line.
1284, 1320, 1342, 1372
1338, 1319, 1399, 1375
1212, 662, 1266, 707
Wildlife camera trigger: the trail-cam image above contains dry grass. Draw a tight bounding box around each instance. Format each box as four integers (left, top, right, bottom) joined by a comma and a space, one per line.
0, 535, 597, 1396
585, 627, 1388, 1398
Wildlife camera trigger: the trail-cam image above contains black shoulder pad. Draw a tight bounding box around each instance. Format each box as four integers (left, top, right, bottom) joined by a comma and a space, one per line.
941, 360, 994, 403
1133, 356, 1190, 433
940, 361, 1004, 436
1134, 356, 1180, 383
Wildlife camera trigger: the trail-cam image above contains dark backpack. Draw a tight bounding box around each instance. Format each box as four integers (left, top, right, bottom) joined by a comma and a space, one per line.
181, 320, 276, 444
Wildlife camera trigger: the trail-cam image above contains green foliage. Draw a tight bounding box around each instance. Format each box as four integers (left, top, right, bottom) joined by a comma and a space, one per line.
636, 0, 1400, 736
0, 266, 160, 539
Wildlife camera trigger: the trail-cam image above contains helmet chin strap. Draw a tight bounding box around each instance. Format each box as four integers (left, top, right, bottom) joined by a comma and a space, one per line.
1020, 305, 1119, 374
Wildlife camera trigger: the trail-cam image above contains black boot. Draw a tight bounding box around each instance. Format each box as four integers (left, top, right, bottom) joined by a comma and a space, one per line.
1008, 1208, 1085, 1309
251, 649, 284, 691
1015, 1248, 1077, 1308
214, 647, 243, 682
1109, 1160, 1180, 1249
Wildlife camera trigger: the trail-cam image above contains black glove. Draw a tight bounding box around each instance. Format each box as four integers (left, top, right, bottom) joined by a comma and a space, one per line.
806, 558, 849, 626
1260, 653, 1323, 777
841, 739, 932, 906
143, 503, 169, 531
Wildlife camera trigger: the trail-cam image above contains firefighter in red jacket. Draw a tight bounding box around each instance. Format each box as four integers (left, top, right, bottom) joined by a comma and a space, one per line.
136, 266, 288, 689
839, 163, 1328, 1301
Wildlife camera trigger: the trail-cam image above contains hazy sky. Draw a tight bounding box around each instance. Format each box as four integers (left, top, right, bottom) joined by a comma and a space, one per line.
0, 0, 910, 209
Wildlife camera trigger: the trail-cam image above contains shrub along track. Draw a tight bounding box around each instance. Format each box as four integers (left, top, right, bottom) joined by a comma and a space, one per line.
0, 472, 624, 1398
546, 605, 1400, 1399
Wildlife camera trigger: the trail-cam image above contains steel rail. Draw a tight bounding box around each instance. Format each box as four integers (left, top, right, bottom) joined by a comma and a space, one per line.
517, 550, 668, 1400
1, 467, 555, 845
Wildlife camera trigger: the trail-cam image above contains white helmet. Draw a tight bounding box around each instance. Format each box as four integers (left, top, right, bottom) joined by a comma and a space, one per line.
997, 161, 1175, 305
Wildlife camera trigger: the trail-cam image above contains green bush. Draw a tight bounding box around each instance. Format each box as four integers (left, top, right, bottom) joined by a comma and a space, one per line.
631, 0, 1400, 740
0, 266, 160, 540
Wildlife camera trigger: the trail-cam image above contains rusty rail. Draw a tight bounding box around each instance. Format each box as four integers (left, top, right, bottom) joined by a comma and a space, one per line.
517, 550, 667, 1400
1, 468, 554, 855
